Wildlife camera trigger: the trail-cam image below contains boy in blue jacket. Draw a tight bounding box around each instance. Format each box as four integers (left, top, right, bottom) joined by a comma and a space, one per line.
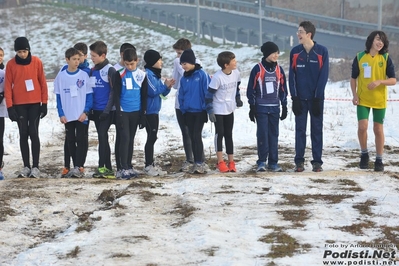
247, 42, 288, 172
289, 21, 329, 172
178, 49, 211, 174
143, 49, 175, 176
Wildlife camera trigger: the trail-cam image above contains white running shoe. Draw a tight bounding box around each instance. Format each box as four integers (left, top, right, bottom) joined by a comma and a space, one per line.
144, 164, 166, 176
18, 167, 31, 178
29, 167, 41, 178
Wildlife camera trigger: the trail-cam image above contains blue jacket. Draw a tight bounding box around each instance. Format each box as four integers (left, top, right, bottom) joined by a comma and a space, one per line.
145, 68, 170, 115
178, 67, 211, 114
289, 42, 329, 100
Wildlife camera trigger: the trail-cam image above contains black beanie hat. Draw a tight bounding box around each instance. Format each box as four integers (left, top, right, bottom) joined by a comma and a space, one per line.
14, 37, 31, 52
144, 49, 161, 67
261, 41, 279, 58
180, 49, 196, 65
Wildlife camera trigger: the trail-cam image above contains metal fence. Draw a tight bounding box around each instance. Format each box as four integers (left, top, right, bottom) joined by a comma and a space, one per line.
29, 0, 399, 49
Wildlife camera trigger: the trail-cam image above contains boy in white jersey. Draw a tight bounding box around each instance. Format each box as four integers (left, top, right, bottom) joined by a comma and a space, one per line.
54, 47, 93, 178
205, 51, 242, 173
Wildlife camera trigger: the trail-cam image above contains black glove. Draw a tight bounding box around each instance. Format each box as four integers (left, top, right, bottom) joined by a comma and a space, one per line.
40, 104, 47, 119
7, 107, 18, 122
280, 105, 288, 121
0, 92, 4, 104
249, 105, 256, 123
208, 113, 216, 123
292, 97, 302, 116
99, 112, 109, 121
236, 96, 243, 107
312, 98, 321, 117
139, 114, 147, 129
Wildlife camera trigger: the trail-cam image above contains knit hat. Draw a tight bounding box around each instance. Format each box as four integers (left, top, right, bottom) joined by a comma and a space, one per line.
14, 37, 30, 51
180, 49, 196, 65
144, 49, 161, 67
261, 41, 279, 58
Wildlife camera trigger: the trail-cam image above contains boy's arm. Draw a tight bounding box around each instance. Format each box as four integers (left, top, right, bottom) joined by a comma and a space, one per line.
178, 81, 185, 113
147, 72, 168, 97
84, 93, 93, 114
350, 56, 359, 104
205, 87, 216, 114
368, 56, 396, 88
279, 67, 288, 107
235, 80, 243, 107
140, 77, 148, 115
4, 64, 13, 108
288, 50, 297, 97
103, 67, 117, 114
315, 47, 329, 99
113, 73, 122, 113
246, 65, 258, 106
56, 94, 65, 117
38, 59, 48, 105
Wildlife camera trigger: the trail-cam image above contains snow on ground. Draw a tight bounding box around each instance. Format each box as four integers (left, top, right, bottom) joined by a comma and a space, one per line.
0, 3, 399, 266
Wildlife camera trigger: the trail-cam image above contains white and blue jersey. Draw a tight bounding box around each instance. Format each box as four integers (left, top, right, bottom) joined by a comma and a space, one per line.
54, 69, 93, 122
119, 68, 146, 112
91, 64, 113, 111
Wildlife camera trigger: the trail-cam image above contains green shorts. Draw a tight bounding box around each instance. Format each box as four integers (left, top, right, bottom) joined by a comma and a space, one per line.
357, 105, 386, 124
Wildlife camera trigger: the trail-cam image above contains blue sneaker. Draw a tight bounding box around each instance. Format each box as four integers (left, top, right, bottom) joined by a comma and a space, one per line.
0, 170, 4, 180
256, 162, 267, 172
118, 169, 131, 180
268, 164, 283, 172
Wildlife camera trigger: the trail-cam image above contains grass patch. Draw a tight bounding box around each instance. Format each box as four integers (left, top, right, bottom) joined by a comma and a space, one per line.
201, 246, 219, 256
66, 246, 80, 258
338, 179, 363, 192
277, 209, 310, 227
352, 199, 377, 216
258, 228, 311, 258
110, 253, 132, 258
310, 179, 330, 184
280, 193, 353, 206
169, 201, 197, 227
0, 206, 17, 221
128, 181, 163, 189
333, 220, 375, 235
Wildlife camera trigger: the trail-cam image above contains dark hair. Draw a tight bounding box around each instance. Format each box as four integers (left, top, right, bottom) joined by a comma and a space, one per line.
173, 38, 192, 50
123, 48, 138, 62
89, 41, 107, 56
65, 47, 80, 59
365, 30, 389, 54
73, 42, 88, 55
299, 21, 316, 40
217, 51, 235, 69
120, 43, 136, 53
0, 47, 3, 53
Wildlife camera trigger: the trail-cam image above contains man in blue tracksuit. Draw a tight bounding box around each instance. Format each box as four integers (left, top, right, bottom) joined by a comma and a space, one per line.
289, 21, 329, 172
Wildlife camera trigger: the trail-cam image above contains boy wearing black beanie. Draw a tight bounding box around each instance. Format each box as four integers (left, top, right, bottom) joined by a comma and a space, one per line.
178, 49, 211, 174
143, 49, 175, 176
246, 41, 288, 173
4, 36, 48, 178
